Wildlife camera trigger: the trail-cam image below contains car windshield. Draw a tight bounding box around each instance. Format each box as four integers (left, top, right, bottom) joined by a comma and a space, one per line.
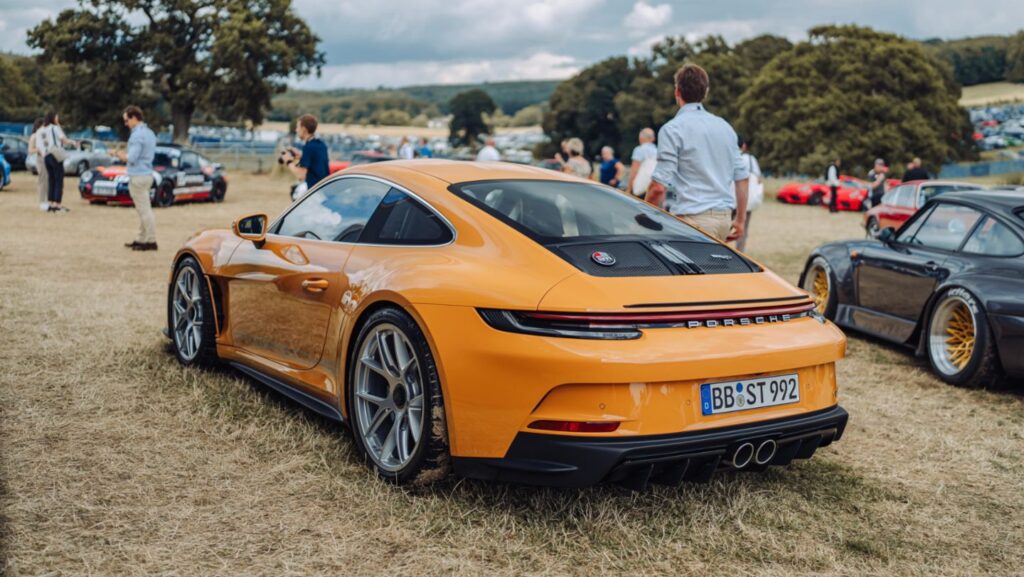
450, 179, 712, 242
154, 152, 174, 168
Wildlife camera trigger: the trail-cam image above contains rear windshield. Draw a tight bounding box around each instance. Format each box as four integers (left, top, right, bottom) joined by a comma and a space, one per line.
450, 179, 712, 242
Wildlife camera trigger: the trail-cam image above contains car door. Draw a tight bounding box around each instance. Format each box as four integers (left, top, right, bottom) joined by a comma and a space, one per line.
91, 141, 112, 166
222, 177, 391, 375
856, 202, 984, 339
176, 151, 207, 194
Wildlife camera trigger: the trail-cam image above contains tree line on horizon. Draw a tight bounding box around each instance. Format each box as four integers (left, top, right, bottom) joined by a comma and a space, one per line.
541, 26, 992, 176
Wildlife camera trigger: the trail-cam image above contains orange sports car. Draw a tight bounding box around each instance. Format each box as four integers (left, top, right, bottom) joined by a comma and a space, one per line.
167, 161, 848, 488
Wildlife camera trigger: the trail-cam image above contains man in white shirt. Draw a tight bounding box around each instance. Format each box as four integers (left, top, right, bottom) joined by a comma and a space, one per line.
627, 127, 657, 197
476, 137, 500, 162
646, 65, 749, 242
398, 137, 415, 160
826, 158, 841, 214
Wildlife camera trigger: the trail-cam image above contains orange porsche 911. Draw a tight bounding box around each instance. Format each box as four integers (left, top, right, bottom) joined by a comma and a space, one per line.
167, 161, 848, 489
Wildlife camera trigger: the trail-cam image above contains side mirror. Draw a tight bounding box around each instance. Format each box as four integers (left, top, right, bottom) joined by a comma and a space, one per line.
233, 214, 268, 246
878, 227, 896, 243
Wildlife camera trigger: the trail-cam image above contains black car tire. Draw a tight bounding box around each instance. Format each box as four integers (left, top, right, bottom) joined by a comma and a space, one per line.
348, 306, 450, 485
925, 288, 1002, 389
809, 192, 823, 206
167, 257, 219, 367
866, 217, 880, 239
802, 256, 838, 320
77, 160, 88, 175
155, 181, 175, 207
210, 180, 226, 203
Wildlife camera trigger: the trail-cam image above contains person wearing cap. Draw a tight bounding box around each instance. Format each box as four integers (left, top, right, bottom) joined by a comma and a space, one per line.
867, 158, 888, 208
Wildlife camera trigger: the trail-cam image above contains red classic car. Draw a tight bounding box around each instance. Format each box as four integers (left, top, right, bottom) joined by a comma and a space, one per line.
862, 180, 986, 237
776, 181, 829, 205
778, 176, 868, 210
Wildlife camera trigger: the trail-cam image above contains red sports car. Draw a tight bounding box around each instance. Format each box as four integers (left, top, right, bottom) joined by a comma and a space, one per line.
820, 177, 870, 212
862, 180, 986, 237
776, 181, 830, 205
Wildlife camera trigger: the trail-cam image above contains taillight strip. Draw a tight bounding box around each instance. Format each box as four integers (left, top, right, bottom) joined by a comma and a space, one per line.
523, 302, 815, 325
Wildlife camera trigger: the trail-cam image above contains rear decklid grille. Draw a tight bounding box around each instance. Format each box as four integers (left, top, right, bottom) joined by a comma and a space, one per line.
552, 240, 755, 278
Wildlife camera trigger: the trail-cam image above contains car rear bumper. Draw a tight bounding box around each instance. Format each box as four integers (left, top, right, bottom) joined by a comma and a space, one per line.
453, 405, 848, 488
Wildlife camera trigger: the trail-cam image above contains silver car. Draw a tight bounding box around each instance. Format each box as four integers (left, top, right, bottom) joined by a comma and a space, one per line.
29, 139, 117, 176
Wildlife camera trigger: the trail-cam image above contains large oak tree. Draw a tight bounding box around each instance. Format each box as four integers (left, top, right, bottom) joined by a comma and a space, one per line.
29, 0, 324, 141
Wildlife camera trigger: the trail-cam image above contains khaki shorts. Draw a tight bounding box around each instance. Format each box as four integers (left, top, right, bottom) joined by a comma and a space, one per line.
678, 209, 733, 242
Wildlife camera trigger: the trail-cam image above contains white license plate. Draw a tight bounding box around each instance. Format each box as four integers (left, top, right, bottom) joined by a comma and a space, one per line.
700, 373, 800, 415
93, 182, 117, 196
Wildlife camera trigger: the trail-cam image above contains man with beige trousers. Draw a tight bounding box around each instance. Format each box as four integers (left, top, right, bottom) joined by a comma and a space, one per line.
645, 64, 749, 243
116, 105, 158, 251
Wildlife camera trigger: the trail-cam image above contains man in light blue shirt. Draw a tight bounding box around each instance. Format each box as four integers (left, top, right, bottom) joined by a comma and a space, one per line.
646, 64, 749, 242
117, 105, 159, 250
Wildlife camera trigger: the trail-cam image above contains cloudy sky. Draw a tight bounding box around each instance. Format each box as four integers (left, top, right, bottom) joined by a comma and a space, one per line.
2, 0, 1023, 89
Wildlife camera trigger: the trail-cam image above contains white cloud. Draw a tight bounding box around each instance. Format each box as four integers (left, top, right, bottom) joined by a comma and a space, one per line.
297, 52, 581, 90
625, 1, 672, 33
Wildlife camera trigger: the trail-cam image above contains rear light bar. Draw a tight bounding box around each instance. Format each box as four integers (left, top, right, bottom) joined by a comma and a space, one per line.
478, 302, 815, 340
529, 420, 620, 433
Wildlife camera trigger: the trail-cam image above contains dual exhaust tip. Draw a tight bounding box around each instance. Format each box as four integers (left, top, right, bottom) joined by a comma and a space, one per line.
731, 439, 777, 469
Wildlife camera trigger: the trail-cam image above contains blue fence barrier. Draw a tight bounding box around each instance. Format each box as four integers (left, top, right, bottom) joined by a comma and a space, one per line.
940, 159, 1024, 179
0, 122, 30, 136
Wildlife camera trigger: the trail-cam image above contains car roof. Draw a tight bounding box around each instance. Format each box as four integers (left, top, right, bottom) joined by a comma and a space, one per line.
349, 159, 583, 185
933, 189, 1024, 218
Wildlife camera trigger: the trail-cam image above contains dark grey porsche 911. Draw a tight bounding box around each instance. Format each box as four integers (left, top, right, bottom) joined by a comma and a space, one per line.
800, 189, 1024, 388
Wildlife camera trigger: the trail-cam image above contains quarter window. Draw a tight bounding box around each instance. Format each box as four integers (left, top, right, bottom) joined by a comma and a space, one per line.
962, 217, 1024, 256
275, 178, 390, 242
361, 188, 452, 245
180, 152, 199, 170
906, 203, 983, 251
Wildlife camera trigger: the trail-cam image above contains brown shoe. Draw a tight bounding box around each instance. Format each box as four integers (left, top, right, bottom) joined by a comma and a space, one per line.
131, 242, 158, 251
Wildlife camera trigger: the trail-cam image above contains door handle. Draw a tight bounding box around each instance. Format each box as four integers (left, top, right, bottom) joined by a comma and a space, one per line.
302, 278, 329, 292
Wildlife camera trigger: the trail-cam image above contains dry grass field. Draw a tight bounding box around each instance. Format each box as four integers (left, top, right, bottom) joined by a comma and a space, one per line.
960, 81, 1024, 107
1, 171, 1023, 576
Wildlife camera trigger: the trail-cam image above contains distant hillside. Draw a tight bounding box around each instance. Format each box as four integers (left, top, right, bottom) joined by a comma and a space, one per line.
269, 79, 559, 124
923, 33, 1020, 86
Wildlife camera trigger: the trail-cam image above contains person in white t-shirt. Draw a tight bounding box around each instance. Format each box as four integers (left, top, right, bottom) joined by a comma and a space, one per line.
476, 137, 500, 162
627, 127, 657, 197
40, 111, 77, 213
398, 137, 414, 160
736, 136, 763, 252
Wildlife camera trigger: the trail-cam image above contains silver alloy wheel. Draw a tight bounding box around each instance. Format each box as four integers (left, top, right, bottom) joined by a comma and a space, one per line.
354, 324, 424, 472
866, 218, 880, 239
928, 294, 976, 377
171, 266, 204, 361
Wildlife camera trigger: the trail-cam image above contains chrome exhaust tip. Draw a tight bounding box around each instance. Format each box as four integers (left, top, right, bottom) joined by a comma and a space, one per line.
755, 439, 777, 466
732, 442, 755, 469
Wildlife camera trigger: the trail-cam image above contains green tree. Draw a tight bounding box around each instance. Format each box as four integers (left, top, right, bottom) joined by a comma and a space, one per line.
0, 57, 39, 121
542, 57, 636, 160
29, 0, 324, 142
737, 25, 976, 175
449, 89, 496, 146
1006, 31, 1024, 83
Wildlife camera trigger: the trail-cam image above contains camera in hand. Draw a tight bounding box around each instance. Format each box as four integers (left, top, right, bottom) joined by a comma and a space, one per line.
278, 149, 297, 165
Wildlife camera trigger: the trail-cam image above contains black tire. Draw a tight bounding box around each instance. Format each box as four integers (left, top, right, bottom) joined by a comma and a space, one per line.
348, 306, 450, 485
76, 160, 88, 175
866, 217, 880, 239
809, 192, 823, 206
167, 257, 219, 367
155, 181, 175, 207
801, 256, 838, 320
210, 180, 226, 203
925, 288, 1002, 388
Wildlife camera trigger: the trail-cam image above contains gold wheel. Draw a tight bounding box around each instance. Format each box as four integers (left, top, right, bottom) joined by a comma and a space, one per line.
944, 302, 975, 371
802, 261, 832, 316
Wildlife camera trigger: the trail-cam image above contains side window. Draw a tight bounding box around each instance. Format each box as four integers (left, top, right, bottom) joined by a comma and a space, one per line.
275, 178, 390, 242
919, 185, 957, 207
180, 152, 198, 170
893, 185, 916, 208
361, 188, 453, 245
962, 217, 1024, 256
907, 203, 983, 251
895, 205, 933, 243
80, 141, 93, 152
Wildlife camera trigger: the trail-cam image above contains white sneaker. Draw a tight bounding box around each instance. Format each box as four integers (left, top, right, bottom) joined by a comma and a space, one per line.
39, 203, 49, 211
